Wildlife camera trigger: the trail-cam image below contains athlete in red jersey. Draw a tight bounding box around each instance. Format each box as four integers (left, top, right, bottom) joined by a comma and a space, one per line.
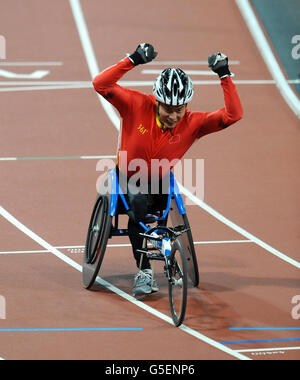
93, 43, 243, 296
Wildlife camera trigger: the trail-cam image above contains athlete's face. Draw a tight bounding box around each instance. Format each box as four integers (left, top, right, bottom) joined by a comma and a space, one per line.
157, 102, 187, 129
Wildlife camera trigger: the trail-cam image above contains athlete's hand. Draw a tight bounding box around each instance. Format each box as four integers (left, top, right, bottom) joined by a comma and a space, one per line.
208, 52, 231, 78
129, 43, 158, 66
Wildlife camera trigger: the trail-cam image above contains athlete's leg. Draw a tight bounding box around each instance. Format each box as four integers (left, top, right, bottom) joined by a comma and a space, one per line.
128, 218, 151, 270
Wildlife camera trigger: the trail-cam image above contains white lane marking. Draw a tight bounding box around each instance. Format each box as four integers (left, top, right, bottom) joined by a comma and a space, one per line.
0, 81, 91, 86
120, 79, 300, 86
146, 60, 240, 65
0, 240, 253, 255
0, 207, 82, 271
179, 185, 300, 269
0, 249, 51, 255
0, 205, 250, 360
235, 0, 300, 118
194, 240, 252, 244
81, 155, 117, 159
142, 69, 217, 76
0, 69, 50, 79
1, 80, 300, 86
69, 0, 120, 128
95, 276, 250, 361
1, 79, 299, 86
69, 0, 300, 271
0, 62, 63, 66
0, 155, 116, 161
236, 346, 300, 353
0, 85, 88, 92
0, 79, 299, 93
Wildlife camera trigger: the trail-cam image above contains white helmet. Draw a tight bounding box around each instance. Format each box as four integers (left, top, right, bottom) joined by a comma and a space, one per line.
153, 68, 194, 106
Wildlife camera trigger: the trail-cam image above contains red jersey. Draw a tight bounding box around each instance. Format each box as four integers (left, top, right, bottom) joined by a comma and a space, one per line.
93, 57, 243, 179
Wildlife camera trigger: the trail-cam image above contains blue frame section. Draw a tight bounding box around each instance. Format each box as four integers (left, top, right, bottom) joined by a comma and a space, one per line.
107, 169, 186, 221
108, 169, 130, 217
170, 171, 186, 215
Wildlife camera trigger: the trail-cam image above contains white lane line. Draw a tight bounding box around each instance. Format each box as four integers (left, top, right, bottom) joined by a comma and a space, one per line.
0, 205, 250, 360
0, 207, 82, 271
121, 79, 300, 86
0, 69, 50, 79
69, 0, 300, 271
0, 81, 91, 86
1, 79, 299, 86
0, 155, 116, 161
0, 249, 49, 255
81, 155, 117, 159
0, 79, 299, 93
69, 0, 120, 128
0, 62, 63, 66
179, 185, 300, 269
0, 240, 253, 255
142, 69, 217, 76
235, 0, 300, 118
194, 240, 252, 245
146, 60, 241, 65
0, 85, 89, 92
236, 346, 300, 353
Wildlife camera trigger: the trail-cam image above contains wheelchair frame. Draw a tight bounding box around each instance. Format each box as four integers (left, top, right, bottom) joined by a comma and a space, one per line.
82, 168, 199, 326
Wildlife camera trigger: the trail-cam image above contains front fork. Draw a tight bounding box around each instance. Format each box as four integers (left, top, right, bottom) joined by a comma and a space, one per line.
164, 252, 175, 284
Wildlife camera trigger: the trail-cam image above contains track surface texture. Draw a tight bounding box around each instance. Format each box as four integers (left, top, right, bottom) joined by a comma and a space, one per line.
0, 0, 299, 361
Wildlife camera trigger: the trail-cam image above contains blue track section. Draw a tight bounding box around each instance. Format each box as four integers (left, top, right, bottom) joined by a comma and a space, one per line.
251, 0, 300, 96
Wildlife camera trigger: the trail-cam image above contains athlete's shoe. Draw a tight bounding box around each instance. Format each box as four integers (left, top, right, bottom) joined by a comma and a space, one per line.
133, 269, 159, 296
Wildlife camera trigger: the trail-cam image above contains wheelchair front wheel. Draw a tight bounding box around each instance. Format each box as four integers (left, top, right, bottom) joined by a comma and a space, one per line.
169, 198, 199, 287
168, 239, 188, 327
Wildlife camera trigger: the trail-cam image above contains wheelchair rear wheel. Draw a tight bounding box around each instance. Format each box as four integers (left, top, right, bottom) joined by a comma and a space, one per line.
168, 239, 188, 327
82, 194, 112, 289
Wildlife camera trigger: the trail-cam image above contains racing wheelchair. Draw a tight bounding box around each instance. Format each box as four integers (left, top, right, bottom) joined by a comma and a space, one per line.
82, 168, 199, 326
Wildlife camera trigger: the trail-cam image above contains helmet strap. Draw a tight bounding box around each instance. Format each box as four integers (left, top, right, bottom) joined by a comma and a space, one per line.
155, 102, 174, 136
156, 102, 165, 131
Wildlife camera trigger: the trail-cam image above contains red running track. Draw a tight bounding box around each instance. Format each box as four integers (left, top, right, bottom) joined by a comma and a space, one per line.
0, 0, 299, 361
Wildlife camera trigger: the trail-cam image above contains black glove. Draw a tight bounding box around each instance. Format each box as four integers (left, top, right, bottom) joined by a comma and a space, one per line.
129, 43, 158, 66
208, 52, 231, 78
